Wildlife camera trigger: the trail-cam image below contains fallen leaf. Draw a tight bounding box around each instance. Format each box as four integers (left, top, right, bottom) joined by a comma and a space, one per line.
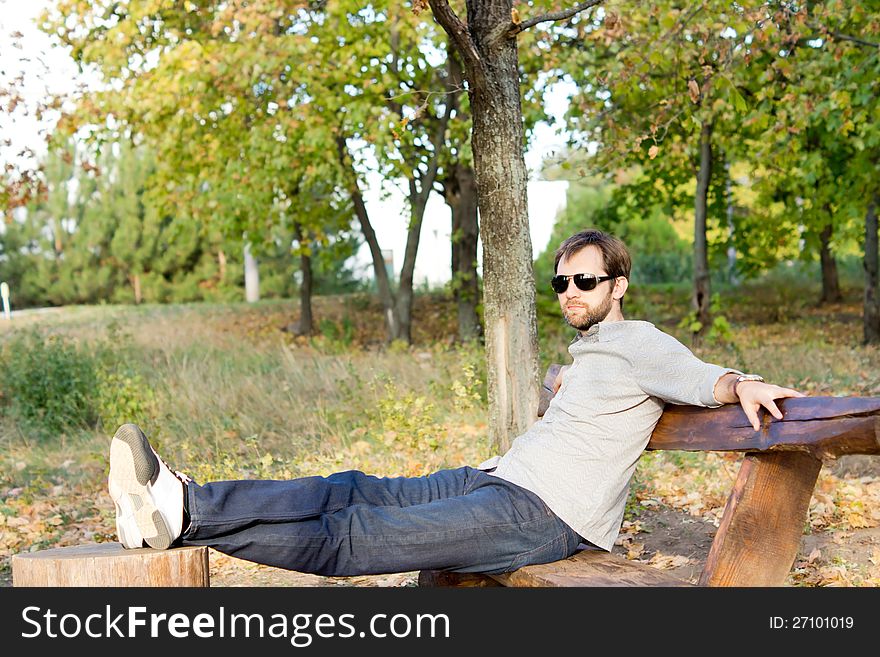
847, 512, 871, 529
646, 553, 692, 570
626, 542, 645, 560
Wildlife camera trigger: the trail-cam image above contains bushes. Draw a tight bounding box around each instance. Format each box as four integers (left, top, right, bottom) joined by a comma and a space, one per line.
0, 332, 98, 437
0, 330, 155, 439
94, 365, 157, 436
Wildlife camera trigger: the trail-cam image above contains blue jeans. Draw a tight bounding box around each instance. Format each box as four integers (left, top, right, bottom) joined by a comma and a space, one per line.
181, 466, 585, 576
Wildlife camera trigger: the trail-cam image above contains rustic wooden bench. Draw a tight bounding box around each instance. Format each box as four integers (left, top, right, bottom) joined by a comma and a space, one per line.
420, 364, 880, 587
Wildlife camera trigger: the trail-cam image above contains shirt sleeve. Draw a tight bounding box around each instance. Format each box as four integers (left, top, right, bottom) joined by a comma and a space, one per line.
631, 329, 742, 408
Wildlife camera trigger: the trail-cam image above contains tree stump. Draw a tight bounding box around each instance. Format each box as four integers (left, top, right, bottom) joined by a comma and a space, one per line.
12, 543, 210, 587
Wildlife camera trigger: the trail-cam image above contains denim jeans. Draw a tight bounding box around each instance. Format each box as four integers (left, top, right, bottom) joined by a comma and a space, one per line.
181, 466, 585, 576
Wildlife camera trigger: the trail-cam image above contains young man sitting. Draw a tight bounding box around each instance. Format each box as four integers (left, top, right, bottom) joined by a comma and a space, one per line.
108, 229, 803, 576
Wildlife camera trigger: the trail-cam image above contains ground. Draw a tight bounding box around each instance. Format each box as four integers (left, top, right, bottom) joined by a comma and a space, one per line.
618, 504, 880, 586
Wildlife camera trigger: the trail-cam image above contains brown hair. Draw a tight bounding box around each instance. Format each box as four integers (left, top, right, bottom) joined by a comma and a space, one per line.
554, 229, 631, 308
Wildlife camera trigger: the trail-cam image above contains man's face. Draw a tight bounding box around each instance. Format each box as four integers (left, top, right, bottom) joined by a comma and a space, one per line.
556, 246, 617, 331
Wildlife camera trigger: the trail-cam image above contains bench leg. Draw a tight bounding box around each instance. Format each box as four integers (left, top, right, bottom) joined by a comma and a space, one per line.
699, 450, 822, 586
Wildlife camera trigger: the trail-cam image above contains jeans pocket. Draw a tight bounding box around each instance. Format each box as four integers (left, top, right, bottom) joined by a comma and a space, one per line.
506, 530, 568, 572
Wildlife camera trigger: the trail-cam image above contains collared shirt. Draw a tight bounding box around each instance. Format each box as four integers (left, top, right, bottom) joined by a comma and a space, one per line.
477, 320, 739, 552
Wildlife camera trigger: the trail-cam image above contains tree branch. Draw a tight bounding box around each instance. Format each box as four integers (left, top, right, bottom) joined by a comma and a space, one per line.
518, 0, 605, 32
415, 88, 456, 208
802, 20, 880, 50
427, 0, 484, 83
489, 0, 605, 46
829, 31, 880, 49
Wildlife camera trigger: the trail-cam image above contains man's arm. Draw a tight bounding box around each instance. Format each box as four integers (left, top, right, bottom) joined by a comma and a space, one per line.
551, 365, 570, 393
713, 373, 806, 432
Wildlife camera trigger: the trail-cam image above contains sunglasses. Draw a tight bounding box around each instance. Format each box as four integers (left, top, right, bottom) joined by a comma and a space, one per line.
550, 273, 616, 294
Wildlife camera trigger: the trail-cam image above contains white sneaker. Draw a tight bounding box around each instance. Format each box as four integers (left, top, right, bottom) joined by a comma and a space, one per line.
108, 423, 190, 550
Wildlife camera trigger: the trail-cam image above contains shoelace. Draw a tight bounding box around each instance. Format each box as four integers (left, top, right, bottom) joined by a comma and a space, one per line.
152, 448, 193, 484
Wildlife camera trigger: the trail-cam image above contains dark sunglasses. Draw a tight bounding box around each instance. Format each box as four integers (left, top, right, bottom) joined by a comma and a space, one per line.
550, 273, 616, 294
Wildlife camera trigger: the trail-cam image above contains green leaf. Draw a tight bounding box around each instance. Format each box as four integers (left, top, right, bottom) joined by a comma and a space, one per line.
729, 85, 748, 114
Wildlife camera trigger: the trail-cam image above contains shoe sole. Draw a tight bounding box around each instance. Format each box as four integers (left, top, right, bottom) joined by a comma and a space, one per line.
109, 424, 174, 550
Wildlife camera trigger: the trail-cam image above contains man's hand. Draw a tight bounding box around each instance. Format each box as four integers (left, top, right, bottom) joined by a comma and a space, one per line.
735, 380, 806, 431
552, 365, 570, 394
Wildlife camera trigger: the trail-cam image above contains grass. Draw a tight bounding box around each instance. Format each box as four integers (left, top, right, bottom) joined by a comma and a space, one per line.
0, 270, 878, 586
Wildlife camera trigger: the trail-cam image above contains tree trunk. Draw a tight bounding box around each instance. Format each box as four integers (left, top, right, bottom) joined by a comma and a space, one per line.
293, 222, 313, 336
51, 218, 63, 256
131, 273, 142, 305
395, 239, 417, 343
337, 136, 400, 342
12, 544, 209, 587
244, 242, 260, 303
429, 0, 612, 449
444, 163, 482, 342
693, 121, 713, 336
385, 25, 452, 345
724, 156, 737, 284
218, 249, 227, 280
394, 178, 433, 345
865, 195, 880, 344
437, 1, 539, 452
819, 221, 842, 304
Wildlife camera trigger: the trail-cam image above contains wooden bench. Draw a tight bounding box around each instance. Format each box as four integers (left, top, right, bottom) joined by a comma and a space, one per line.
420, 364, 880, 587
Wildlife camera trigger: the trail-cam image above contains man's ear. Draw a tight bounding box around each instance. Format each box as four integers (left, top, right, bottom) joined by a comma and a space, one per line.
613, 277, 628, 301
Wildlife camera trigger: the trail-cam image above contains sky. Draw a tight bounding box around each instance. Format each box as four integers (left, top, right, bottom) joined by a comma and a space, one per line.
1, 1, 570, 287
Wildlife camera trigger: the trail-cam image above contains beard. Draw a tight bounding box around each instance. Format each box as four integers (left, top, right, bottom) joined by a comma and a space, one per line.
562, 288, 614, 332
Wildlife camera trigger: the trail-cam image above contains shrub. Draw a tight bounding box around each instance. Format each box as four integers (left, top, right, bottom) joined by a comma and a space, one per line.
0, 331, 99, 437
373, 382, 445, 451
95, 365, 158, 434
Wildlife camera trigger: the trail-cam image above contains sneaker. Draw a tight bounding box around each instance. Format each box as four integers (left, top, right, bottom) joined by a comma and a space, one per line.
108, 423, 190, 550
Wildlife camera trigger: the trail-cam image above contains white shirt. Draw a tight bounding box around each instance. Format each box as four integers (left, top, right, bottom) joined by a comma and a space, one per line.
478, 320, 737, 551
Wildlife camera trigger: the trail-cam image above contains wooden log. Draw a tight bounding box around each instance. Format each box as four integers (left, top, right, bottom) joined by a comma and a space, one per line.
12, 543, 210, 587
490, 549, 693, 587
650, 397, 880, 457
698, 450, 822, 587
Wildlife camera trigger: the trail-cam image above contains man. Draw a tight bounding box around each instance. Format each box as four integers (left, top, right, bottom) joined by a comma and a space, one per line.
109, 229, 804, 576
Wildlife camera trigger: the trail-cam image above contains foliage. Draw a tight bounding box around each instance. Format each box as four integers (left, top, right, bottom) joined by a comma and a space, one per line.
40, 0, 490, 341
0, 331, 99, 437
449, 361, 484, 413
536, 169, 693, 284
530, 0, 877, 331
94, 365, 157, 435
740, 1, 878, 272
372, 381, 445, 451
676, 293, 733, 344
0, 138, 365, 309
0, 319, 161, 439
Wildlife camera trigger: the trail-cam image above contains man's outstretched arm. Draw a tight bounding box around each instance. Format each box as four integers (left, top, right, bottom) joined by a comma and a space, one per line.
713, 373, 806, 432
